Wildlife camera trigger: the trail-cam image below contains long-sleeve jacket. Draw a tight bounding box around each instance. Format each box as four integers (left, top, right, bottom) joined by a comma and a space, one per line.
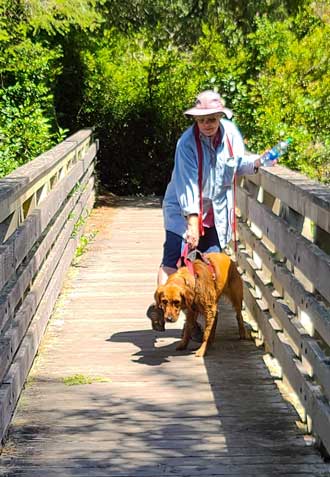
162, 119, 258, 249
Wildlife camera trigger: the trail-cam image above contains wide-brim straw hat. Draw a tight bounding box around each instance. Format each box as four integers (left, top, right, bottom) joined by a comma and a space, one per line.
184, 90, 233, 119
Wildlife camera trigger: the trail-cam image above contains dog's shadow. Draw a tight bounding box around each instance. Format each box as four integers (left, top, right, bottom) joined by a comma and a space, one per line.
107, 328, 198, 366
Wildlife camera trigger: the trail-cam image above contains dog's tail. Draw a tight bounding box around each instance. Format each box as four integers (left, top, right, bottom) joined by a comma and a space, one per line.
226, 260, 243, 312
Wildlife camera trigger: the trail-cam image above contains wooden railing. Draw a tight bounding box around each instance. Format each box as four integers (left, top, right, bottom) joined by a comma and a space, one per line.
0, 129, 97, 442
1, 130, 329, 456
235, 165, 330, 455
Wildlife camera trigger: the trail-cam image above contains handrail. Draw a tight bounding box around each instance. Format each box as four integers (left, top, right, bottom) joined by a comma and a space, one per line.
234, 164, 330, 455
0, 129, 97, 443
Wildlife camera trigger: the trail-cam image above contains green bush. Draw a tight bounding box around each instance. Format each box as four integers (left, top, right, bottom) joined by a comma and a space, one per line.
244, 12, 330, 182
0, 0, 100, 178
0, 39, 64, 176
1, 0, 330, 188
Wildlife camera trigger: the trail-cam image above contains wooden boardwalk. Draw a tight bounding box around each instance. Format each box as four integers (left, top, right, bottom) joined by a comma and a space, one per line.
0, 196, 329, 477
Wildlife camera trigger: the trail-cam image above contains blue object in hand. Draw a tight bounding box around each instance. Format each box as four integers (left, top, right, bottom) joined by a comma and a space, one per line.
260, 138, 292, 166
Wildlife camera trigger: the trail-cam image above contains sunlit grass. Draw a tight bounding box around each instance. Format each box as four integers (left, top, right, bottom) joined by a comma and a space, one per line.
63, 374, 111, 386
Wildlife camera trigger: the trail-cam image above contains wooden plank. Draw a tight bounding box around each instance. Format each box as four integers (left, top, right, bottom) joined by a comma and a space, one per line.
238, 221, 330, 347
238, 221, 330, 340
0, 384, 11, 435
237, 192, 330, 304
0, 197, 328, 476
0, 209, 19, 243
243, 281, 330, 454
0, 462, 328, 477
0, 182, 95, 383
247, 166, 330, 233
0, 167, 94, 334
0, 130, 93, 224
0, 243, 15, 297
238, 247, 330, 402
0, 145, 96, 289
0, 454, 327, 466
64, 128, 94, 146
0, 192, 95, 442
0, 139, 95, 245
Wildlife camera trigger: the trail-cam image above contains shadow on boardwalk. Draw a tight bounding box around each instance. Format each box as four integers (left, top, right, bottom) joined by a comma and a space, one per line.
0, 196, 328, 477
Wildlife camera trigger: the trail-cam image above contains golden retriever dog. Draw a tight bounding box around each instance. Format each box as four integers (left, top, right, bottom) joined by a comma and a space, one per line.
154, 252, 246, 357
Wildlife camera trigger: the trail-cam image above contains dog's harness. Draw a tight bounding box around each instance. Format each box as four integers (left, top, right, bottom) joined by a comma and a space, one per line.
178, 243, 216, 281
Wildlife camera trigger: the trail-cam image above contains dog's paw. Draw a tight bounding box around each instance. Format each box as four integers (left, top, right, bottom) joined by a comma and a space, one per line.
195, 344, 207, 357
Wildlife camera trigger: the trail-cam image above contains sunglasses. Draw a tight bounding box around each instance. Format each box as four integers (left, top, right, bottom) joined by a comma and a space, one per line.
194, 115, 223, 124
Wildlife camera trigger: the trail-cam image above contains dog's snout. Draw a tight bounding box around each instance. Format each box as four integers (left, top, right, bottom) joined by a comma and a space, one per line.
165, 316, 175, 323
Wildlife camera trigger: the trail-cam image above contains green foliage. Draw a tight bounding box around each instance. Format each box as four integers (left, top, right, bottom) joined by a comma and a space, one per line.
1, 0, 330, 188
101, 0, 209, 47
69, 0, 330, 192
0, 36, 64, 176
243, 10, 330, 182
0, 0, 99, 178
23, 0, 103, 35
74, 230, 98, 260
73, 29, 193, 193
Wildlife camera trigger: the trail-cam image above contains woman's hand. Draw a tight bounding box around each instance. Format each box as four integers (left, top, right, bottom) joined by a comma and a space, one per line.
254, 158, 261, 169
185, 214, 199, 249
254, 157, 278, 170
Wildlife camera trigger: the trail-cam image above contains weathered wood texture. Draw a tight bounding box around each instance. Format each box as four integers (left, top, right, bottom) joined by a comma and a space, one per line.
235, 165, 330, 455
0, 196, 328, 476
0, 129, 97, 444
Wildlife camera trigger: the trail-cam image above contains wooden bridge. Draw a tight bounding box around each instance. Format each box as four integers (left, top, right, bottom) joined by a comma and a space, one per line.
0, 129, 330, 476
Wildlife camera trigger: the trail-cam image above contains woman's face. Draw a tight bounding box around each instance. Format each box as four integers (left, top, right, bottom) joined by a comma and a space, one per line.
194, 114, 222, 137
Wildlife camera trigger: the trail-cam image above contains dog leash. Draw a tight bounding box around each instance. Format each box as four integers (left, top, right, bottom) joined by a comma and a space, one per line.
194, 123, 205, 237
226, 135, 238, 254
177, 243, 195, 276
179, 243, 216, 281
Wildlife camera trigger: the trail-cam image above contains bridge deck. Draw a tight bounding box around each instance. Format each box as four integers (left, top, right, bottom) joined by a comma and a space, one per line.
0, 196, 328, 476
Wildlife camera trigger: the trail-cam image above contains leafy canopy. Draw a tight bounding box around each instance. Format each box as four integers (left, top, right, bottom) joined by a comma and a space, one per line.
1, 0, 330, 187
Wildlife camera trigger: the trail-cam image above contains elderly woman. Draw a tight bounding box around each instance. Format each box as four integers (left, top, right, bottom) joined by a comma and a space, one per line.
147, 90, 262, 332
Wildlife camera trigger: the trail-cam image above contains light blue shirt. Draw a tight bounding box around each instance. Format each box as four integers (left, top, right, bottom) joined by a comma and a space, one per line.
163, 119, 258, 249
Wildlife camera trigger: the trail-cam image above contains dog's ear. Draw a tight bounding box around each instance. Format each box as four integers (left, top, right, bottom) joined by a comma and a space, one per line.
181, 286, 194, 310
154, 286, 164, 307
